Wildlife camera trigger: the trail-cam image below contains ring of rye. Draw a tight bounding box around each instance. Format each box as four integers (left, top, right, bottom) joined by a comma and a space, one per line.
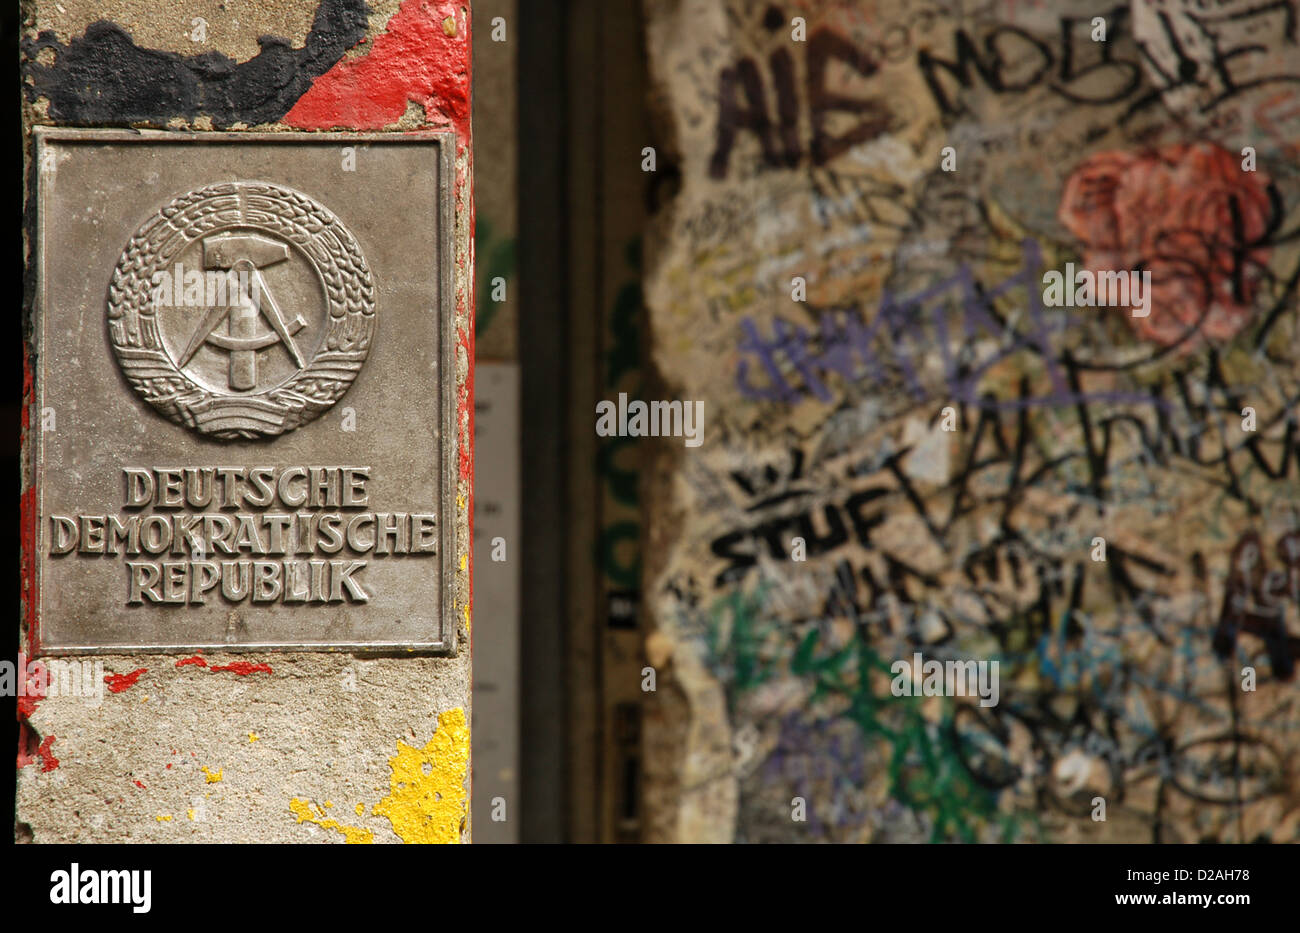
106, 181, 376, 440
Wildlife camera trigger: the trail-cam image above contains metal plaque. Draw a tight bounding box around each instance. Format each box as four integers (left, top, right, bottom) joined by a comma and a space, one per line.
31, 128, 457, 653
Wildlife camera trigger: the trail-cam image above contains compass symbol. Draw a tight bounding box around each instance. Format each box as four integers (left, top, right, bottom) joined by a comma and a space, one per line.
175, 233, 308, 391
108, 181, 375, 439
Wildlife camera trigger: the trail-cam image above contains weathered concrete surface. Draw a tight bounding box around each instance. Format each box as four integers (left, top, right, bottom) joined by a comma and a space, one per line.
640, 0, 1300, 843
19, 0, 473, 843
19, 655, 468, 843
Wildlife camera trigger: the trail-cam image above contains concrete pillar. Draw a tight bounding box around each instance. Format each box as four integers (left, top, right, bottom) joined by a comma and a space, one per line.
19, 0, 473, 844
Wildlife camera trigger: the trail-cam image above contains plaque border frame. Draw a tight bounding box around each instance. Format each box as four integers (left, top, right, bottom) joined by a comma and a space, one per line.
30, 127, 460, 655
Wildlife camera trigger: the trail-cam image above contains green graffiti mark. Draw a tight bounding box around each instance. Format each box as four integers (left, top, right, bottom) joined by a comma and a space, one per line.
599, 238, 644, 593
597, 434, 640, 506
699, 585, 1040, 843
598, 520, 641, 590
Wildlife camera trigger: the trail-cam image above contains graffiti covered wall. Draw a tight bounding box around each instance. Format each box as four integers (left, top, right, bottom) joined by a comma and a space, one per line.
641, 0, 1300, 842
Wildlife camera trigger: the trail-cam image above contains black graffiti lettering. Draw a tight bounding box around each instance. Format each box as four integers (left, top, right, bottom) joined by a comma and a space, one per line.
710, 529, 757, 586
986, 26, 1055, 93
916, 28, 1002, 116
914, 4, 1298, 121
769, 45, 801, 167
709, 58, 781, 179
707, 485, 891, 586
709, 27, 890, 178
843, 488, 889, 548
1188, 0, 1300, 109
794, 504, 850, 556
1052, 6, 1141, 104
1213, 530, 1300, 680
806, 29, 889, 164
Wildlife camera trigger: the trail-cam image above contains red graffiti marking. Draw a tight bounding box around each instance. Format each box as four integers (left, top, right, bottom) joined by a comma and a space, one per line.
1059, 142, 1273, 348
30, 735, 60, 772
176, 656, 270, 675
209, 662, 273, 676
285, 0, 470, 143
16, 723, 38, 769
104, 668, 148, 693
19, 350, 44, 766
17, 352, 47, 771
134, 780, 146, 789
20, 485, 38, 657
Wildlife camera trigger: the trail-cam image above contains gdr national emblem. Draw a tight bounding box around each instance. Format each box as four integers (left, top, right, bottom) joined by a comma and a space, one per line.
107, 181, 376, 440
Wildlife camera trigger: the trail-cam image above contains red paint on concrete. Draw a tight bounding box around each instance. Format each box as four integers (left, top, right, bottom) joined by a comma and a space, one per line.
133, 780, 146, 789
17, 734, 47, 771
19, 487, 37, 657
105, 668, 148, 693
16, 722, 38, 770
35, 735, 59, 772
209, 662, 273, 676
176, 656, 270, 675
18, 347, 43, 771
284, 0, 470, 143
21, 342, 32, 433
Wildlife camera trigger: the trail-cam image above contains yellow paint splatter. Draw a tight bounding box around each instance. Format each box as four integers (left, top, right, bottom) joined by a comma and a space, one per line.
355, 803, 365, 816
248, 732, 260, 742
373, 707, 469, 844
156, 814, 172, 822
187, 809, 196, 821
289, 797, 374, 844
460, 553, 467, 571
201, 766, 223, 783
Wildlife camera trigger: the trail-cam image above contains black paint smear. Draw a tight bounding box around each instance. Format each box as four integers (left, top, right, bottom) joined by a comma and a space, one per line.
22, 0, 368, 126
